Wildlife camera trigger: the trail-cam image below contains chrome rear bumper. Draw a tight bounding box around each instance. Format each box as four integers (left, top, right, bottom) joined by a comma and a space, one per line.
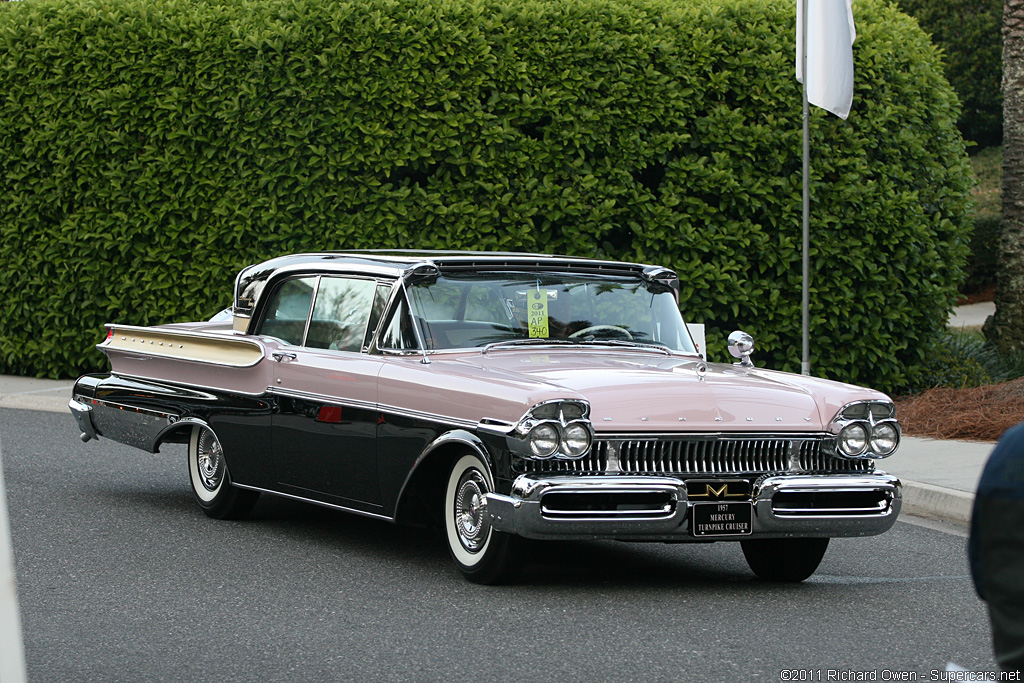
69, 398, 98, 443
486, 472, 901, 541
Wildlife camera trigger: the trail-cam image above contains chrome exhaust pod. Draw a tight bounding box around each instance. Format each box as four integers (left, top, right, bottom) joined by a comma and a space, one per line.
728, 331, 755, 367
830, 401, 901, 459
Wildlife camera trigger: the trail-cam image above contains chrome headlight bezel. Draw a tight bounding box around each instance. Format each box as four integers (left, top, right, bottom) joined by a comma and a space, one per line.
509, 399, 594, 461
527, 423, 560, 459
838, 422, 869, 457
829, 400, 900, 459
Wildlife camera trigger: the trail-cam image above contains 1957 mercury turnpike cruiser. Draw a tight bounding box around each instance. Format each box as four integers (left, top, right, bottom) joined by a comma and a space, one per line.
69, 251, 901, 583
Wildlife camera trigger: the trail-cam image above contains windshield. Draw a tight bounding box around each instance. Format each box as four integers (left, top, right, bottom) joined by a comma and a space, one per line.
401, 272, 697, 353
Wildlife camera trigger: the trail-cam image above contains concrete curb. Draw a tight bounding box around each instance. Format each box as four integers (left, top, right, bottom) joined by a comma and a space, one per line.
0, 394, 71, 414
0, 383, 73, 414
901, 479, 974, 526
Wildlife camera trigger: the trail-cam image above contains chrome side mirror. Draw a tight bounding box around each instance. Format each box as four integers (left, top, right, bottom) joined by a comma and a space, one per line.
727, 330, 755, 367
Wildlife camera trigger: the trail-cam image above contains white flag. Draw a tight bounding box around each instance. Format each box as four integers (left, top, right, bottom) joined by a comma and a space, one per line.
796, 0, 856, 119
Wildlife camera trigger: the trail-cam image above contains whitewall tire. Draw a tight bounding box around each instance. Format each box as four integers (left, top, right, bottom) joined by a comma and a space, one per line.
443, 452, 525, 584
187, 424, 258, 520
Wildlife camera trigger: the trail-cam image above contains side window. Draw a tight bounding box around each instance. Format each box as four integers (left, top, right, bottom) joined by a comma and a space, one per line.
363, 283, 393, 350
306, 277, 377, 352
379, 295, 418, 350
258, 277, 316, 345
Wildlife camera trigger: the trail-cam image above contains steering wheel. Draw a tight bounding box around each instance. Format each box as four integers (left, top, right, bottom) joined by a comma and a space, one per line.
569, 325, 634, 340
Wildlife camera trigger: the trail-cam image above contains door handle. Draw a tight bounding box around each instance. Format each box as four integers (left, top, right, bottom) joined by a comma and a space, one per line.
272, 352, 297, 363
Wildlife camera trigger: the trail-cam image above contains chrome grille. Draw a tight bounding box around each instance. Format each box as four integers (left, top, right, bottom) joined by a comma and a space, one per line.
518, 435, 874, 476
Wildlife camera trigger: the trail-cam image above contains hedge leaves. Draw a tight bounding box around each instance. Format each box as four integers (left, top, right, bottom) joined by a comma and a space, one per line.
0, 0, 972, 393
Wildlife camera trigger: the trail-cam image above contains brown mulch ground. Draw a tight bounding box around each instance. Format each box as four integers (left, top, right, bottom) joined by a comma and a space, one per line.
956, 286, 995, 306
896, 378, 1024, 442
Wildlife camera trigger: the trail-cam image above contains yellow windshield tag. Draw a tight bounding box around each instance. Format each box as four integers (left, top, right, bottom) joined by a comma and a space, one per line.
527, 289, 549, 338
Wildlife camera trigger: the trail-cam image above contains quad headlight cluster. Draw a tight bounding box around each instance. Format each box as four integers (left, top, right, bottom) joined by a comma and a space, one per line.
512, 400, 593, 460
830, 401, 900, 459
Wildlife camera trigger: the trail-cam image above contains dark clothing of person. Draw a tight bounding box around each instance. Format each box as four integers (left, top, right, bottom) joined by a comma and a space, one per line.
969, 422, 1024, 673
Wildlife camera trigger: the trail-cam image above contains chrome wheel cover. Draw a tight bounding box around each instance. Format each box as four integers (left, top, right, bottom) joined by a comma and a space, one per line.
454, 469, 489, 553
196, 429, 225, 492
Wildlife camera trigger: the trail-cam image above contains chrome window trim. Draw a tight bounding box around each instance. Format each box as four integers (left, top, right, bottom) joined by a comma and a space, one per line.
374, 289, 417, 354
300, 275, 322, 347
401, 276, 431, 364
362, 282, 397, 353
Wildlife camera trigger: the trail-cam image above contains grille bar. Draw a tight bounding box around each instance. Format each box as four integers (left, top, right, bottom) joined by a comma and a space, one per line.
520, 435, 874, 476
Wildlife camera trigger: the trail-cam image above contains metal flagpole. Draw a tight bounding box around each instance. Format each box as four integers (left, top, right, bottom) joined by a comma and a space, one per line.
800, 0, 811, 376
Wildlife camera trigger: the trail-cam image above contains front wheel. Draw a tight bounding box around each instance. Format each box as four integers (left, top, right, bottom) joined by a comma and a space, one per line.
444, 453, 525, 584
188, 424, 259, 520
741, 537, 829, 582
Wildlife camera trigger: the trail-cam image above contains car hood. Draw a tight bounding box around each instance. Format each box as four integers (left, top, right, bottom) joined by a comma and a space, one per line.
378, 349, 889, 432
459, 351, 829, 431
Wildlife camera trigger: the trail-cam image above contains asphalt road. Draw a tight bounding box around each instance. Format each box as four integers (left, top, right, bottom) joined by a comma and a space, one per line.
0, 408, 1001, 682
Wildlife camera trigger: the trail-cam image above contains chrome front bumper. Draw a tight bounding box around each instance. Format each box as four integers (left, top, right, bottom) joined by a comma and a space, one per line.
486, 472, 902, 541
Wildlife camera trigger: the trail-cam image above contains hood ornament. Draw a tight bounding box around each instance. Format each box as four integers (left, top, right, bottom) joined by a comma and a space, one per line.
696, 361, 708, 381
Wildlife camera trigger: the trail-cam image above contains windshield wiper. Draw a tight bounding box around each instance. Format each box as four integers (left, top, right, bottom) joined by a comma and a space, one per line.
481, 338, 575, 354
481, 338, 672, 355
573, 339, 672, 355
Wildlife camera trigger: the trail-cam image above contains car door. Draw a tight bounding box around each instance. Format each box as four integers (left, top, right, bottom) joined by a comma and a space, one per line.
260, 274, 392, 513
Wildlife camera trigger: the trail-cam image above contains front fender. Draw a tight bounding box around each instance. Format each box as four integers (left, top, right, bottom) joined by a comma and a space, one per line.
393, 429, 498, 526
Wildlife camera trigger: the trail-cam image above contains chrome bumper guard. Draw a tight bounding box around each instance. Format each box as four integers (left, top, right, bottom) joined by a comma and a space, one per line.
69, 398, 99, 443
486, 472, 902, 541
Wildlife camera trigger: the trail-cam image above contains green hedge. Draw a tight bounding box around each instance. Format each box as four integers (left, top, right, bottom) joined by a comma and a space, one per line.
896, 0, 1002, 147
0, 0, 972, 393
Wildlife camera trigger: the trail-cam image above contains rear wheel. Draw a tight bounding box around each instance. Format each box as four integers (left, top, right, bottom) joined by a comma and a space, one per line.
188, 424, 259, 520
741, 537, 829, 582
444, 453, 525, 584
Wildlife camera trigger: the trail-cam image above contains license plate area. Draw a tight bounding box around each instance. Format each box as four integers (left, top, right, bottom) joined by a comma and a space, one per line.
691, 502, 753, 537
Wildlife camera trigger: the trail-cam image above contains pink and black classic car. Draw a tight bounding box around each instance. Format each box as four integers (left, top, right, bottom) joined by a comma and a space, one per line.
70, 252, 901, 583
